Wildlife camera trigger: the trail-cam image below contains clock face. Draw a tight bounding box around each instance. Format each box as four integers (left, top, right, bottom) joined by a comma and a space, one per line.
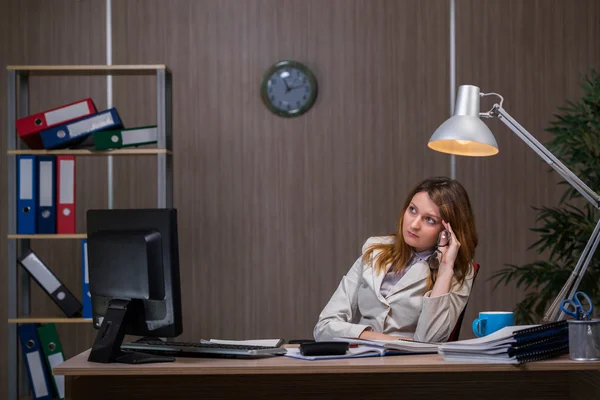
261, 61, 318, 117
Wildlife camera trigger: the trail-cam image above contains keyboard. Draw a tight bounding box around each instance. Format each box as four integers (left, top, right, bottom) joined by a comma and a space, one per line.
121, 339, 288, 359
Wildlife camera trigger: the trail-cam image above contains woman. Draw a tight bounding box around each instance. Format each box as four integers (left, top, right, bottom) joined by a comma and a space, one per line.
313, 176, 478, 343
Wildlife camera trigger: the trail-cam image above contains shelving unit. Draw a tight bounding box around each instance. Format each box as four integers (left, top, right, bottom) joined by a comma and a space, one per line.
6, 64, 173, 400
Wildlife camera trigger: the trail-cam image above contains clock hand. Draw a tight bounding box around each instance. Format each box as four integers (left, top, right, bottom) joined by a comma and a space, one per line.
289, 75, 301, 88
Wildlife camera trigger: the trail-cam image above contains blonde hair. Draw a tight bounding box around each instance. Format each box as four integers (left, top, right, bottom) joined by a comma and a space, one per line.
362, 177, 477, 292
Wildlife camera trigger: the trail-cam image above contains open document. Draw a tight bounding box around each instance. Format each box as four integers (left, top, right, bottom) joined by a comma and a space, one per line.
284, 338, 439, 361
200, 339, 284, 347
337, 337, 439, 352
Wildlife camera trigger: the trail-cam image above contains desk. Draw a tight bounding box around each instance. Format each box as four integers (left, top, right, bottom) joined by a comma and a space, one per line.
54, 349, 600, 400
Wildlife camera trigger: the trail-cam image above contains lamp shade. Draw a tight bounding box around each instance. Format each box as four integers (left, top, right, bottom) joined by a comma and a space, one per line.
428, 85, 499, 156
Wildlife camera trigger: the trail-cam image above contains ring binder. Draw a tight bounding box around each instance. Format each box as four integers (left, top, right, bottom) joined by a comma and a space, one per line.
18, 250, 83, 318
513, 343, 570, 364
513, 320, 568, 342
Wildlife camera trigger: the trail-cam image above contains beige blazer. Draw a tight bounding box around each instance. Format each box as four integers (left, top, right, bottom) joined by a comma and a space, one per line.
313, 236, 474, 343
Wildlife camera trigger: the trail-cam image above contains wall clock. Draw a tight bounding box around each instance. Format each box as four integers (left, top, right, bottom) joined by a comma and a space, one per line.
260, 60, 318, 118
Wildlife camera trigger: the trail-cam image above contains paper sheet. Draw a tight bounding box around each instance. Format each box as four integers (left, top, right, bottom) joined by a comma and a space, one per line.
202, 339, 283, 347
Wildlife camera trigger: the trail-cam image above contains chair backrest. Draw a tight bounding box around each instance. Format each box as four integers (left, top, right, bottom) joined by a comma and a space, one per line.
447, 262, 480, 342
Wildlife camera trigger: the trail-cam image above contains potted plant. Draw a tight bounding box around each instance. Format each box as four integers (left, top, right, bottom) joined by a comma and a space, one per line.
492, 69, 600, 324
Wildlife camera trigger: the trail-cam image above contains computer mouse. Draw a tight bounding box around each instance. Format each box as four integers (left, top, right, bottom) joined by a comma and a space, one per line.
299, 341, 349, 356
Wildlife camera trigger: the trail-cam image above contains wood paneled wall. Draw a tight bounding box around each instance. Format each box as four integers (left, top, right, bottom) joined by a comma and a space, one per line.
0, 0, 598, 398
109, 0, 450, 340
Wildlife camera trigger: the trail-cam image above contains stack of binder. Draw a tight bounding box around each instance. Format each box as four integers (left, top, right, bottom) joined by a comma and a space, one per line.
15, 98, 124, 150
15, 98, 158, 151
15, 99, 159, 234
17, 154, 76, 234
18, 323, 66, 400
16, 98, 98, 149
438, 320, 569, 364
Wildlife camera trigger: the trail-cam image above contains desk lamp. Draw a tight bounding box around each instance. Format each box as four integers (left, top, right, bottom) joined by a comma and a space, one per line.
428, 85, 600, 323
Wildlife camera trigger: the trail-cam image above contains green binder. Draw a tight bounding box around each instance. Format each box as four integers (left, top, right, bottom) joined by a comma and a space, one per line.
92, 125, 158, 150
37, 323, 65, 400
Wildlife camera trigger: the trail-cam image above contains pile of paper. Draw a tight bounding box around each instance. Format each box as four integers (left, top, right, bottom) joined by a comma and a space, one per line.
439, 321, 569, 364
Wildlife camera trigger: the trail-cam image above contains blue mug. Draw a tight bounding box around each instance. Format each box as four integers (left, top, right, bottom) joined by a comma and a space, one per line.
472, 311, 514, 337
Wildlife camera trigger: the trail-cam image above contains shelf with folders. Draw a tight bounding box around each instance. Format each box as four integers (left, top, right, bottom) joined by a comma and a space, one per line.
8, 317, 92, 324
6, 64, 174, 400
8, 148, 173, 156
7, 234, 87, 239
7, 64, 170, 74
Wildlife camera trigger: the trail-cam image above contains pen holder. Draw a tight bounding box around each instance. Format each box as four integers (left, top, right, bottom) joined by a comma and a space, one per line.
567, 318, 600, 361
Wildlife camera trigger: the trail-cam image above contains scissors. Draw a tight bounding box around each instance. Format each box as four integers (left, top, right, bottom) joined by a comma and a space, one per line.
560, 291, 593, 320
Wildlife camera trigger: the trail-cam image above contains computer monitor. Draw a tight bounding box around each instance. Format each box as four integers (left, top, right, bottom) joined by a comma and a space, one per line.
86, 208, 183, 364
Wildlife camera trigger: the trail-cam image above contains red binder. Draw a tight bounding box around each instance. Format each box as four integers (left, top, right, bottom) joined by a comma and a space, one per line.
56, 156, 76, 234
16, 98, 96, 149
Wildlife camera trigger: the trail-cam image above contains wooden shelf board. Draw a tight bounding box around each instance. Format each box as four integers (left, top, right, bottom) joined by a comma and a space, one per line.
8, 148, 172, 156
6, 64, 169, 75
8, 234, 86, 239
8, 317, 93, 324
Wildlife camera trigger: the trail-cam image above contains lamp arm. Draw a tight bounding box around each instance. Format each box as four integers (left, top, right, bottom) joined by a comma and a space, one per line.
495, 106, 600, 208
543, 219, 600, 322
491, 105, 600, 323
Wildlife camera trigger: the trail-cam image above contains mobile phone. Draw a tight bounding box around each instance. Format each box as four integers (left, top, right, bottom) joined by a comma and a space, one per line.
299, 341, 349, 356
438, 229, 451, 247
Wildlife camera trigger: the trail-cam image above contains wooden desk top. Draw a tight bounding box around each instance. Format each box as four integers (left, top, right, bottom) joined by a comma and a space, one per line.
54, 349, 600, 376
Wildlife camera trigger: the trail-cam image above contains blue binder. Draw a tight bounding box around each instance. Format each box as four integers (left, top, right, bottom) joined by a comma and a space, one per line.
36, 156, 56, 234
39, 108, 123, 149
81, 239, 92, 319
17, 155, 37, 234
17, 324, 53, 400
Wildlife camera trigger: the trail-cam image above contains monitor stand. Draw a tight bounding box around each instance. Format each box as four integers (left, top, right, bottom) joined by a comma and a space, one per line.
87, 299, 175, 364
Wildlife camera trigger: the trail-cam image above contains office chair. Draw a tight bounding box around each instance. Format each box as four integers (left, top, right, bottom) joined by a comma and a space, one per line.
447, 261, 481, 342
